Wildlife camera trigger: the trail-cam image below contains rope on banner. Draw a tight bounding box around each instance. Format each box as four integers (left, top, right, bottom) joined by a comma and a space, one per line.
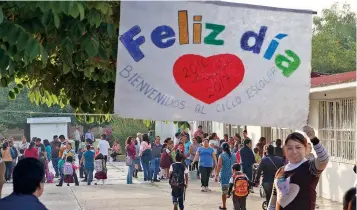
0, 110, 117, 116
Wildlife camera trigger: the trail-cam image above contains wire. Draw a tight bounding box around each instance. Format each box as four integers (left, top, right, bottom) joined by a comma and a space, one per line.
0, 110, 116, 116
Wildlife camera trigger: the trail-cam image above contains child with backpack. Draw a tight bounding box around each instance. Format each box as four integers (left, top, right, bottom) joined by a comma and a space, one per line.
227, 163, 254, 210
56, 156, 79, 186
169, 152, 188, 210
94, 154, 107, 185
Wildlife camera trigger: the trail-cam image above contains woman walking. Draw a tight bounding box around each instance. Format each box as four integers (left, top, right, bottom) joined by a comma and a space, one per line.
215, 143, 237, 210
1, 142, 13, 182
126, 137, 136, 184
192, 138, 217, 192
80, 145, 95, 185
268, 125, 329, 210
189, 136, 201, 179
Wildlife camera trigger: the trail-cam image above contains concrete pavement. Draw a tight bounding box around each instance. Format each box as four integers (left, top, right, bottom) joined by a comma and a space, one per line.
1, 162, 343, 210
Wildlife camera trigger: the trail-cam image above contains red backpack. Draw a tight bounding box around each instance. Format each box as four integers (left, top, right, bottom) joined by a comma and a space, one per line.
233, 173, 249, 197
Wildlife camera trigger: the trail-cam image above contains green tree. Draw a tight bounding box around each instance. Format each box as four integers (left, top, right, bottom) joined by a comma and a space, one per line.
0, 2, 119, 120
0, 86, 78, 128
312, 3, 356, 73
111, 117, 148, 148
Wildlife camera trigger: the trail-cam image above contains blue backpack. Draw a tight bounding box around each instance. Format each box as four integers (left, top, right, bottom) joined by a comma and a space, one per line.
141, 149, 152, 163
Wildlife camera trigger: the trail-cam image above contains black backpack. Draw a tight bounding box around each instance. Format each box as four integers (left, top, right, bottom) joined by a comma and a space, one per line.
169, 163, 185, 188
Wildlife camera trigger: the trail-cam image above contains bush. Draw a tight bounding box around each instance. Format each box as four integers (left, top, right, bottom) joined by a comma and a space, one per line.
110, 117, 148, 149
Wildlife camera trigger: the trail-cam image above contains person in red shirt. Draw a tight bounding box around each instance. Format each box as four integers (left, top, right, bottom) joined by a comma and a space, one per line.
24, 142, 39, 159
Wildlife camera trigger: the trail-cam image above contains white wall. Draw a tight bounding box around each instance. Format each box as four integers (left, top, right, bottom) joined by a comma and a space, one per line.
246, 126, 262, 146
155, 121, 178, 143
318, 161, 356, 202
30, 123, 68, 142
309, 87, 356, 202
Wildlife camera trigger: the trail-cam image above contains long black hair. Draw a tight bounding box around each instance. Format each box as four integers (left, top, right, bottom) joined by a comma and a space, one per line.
28, 141, 35, 150
142, 134, 150, 145
221, 142, 231, 157
2, 142, 8, 150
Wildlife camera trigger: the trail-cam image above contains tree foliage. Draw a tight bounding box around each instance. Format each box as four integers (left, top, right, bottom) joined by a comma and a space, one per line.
312, 3, 356, 73
0, 85, 77, 128
111, 117, 148, 148
0, 2, 119, 120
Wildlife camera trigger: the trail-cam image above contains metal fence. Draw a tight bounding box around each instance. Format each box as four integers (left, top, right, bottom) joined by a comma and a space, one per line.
318, 98, 356, 163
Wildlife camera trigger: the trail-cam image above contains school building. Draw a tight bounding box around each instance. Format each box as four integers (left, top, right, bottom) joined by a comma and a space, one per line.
188, 71, 356, 203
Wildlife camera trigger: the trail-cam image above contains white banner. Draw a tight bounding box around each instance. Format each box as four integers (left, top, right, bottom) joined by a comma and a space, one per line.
115, 1, 312, 129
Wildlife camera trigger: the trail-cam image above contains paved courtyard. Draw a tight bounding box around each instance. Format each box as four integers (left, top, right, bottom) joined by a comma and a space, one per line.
2, 162, 342, 210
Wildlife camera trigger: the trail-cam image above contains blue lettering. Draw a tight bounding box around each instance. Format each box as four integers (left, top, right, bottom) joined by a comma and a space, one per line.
151, 25, 176, 48
119, 25, 145, 62
240, 26, 267, 54
263, 34, 288, 60
154, 92, 166, 104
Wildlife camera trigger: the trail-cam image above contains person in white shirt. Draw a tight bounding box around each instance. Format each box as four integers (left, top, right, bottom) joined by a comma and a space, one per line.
97, 134, 110, 166
74, 127, 81, 153
85, 128, 95, 144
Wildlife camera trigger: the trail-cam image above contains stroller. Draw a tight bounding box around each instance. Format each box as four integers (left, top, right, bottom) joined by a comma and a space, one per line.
259, 183, 268, 210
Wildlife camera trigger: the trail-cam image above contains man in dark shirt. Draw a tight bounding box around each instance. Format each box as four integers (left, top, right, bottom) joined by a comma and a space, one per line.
50, 135, 61, 178
0, 158, 48, 210
151, 136, 163, 182
240, 139, 256, 192
254, 145, 284, 202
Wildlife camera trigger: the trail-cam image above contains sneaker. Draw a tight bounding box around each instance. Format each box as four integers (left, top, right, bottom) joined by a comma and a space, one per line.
206, 187, 211, 192
173, 202, 178, 210
56, 184, 62, 187
201, 186, 206, 192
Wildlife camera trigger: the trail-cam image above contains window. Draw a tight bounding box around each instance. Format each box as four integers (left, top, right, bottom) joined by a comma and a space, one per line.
318, 99, 356, 163
270, 127, 295, 143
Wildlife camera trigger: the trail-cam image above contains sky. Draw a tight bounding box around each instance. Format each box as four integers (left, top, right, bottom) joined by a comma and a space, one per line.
226, 0, 357, 15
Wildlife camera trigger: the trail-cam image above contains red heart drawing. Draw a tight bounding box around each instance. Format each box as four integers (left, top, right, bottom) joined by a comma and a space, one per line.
173, 54, 245, 104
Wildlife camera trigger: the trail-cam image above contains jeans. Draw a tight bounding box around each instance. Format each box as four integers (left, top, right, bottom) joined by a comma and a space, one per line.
142, 160, 151, 181
74, 140, 80, 153
51, 157, 59, 177
59, 171, 79, 185
4, 162, 12, 181
232, 195, 247, 210
199, 166, 212, 187
127, 161, 134, 184
172, 187, 185, 210
79, 163, 85, 178
86, 168, 94, 185
151, 157, 160, 180
262, 182, 273, 202
185, 159, 192, 171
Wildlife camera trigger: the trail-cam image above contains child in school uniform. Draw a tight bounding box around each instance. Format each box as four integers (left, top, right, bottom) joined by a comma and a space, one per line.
169, 152, 188, 210
227, 163, 254, 210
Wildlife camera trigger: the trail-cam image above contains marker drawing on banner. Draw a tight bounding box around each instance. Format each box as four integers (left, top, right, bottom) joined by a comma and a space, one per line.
115, 1, 312, 129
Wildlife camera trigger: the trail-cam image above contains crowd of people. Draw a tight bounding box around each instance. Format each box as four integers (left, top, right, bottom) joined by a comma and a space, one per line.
127, 125, 356, 210
0, 125, 356, 210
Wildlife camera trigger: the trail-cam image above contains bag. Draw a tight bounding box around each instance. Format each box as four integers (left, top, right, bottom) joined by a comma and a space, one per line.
141, 149, 152, 164
64, 175, 74, 183
46, 171, 54, 183
126, 155, 133, 166
63, 162, 74, 175
95, 171, 107, 179
95, 159, 103, 172
169, 163, 185, 188
233, 174, 249, 197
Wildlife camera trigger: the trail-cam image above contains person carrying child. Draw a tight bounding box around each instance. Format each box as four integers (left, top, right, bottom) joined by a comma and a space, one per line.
56, 156, 79, 186
227, 163, 254, 210
169, 152, 188, 210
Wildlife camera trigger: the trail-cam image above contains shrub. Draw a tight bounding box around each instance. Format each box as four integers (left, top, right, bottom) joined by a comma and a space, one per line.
110, 117, 148, 149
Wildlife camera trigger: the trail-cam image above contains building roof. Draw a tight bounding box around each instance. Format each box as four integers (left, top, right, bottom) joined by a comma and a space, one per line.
311, 71, 356, 87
